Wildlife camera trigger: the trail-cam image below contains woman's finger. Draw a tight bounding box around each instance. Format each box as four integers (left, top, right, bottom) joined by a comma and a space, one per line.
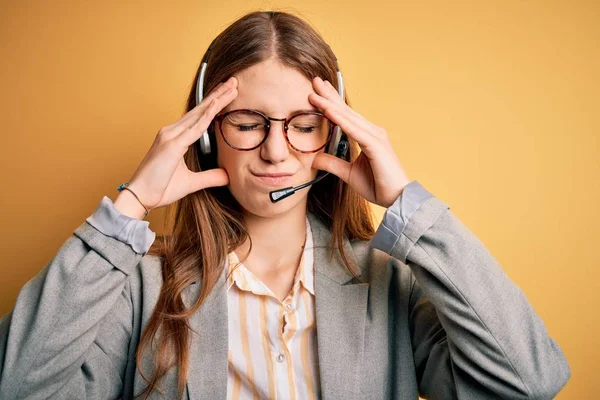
313, 77, 372, 124
312, 152, 352, 184
188, 167, 230, 192
177, 86, 238, 147
167, 77, 238, 133
312, 76, 344, 104
309, 93, 378, 153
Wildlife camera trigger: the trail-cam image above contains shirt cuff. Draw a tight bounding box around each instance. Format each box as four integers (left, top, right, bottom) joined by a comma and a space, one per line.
85, 196, 156, 256
369, 180, 434, 254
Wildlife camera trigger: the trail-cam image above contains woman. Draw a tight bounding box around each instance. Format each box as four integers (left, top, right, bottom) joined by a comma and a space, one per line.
0, 10, 570, 400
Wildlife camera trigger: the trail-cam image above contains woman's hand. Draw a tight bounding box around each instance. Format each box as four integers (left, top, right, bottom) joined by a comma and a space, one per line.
122, 77, 239, 212
308, 76, 411, 208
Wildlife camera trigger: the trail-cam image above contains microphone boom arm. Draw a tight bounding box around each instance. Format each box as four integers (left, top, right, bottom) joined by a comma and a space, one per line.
269, 139, 349, 203
269, 171, 331, 203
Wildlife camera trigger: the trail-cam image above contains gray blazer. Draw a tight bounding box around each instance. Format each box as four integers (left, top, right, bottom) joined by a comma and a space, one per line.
0, 181, 570, 399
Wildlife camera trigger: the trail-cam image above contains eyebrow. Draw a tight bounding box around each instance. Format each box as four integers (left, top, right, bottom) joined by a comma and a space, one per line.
249, 107, 321, 116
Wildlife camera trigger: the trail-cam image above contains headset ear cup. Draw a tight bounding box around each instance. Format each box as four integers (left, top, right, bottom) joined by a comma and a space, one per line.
328, 123, 343, 156
207, 124, 219, 169
199, 129, 212, 155
196, 123, 217, 171
336, 137, 349, 159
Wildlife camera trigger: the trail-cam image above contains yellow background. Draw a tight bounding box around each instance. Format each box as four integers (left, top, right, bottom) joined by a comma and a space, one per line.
1, 1, 597, 397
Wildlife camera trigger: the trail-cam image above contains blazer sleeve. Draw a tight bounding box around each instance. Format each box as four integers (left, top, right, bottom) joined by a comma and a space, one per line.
0, 196, 155, 399
370, 180, 571, 399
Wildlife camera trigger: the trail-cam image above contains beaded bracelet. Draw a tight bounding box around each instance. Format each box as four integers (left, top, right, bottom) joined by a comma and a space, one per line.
117, 182, 150, 217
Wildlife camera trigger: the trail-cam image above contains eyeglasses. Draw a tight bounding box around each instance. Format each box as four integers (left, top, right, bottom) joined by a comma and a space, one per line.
213, 109, 336, 153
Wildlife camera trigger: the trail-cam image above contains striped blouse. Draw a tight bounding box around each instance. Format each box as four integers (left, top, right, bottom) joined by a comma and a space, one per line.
225, 217, 321, 399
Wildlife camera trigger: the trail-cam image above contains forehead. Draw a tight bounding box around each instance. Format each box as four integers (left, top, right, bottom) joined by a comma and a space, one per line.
222, 59, 319, 116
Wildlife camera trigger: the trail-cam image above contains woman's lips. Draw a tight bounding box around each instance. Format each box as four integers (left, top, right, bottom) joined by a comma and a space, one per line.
251, 173, 294, 186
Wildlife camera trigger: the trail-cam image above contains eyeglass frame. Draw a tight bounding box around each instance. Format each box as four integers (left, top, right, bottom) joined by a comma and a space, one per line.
213, 108, 336, 154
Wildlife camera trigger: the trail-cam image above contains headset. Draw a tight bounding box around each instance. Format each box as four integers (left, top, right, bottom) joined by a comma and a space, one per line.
195, 22, 349, 203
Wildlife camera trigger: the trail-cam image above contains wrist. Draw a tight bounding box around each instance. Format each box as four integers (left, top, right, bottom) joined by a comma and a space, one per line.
113, 190, 148, 220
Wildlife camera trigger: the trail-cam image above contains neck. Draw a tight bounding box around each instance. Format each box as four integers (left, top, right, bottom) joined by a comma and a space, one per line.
236, 202, 308, 275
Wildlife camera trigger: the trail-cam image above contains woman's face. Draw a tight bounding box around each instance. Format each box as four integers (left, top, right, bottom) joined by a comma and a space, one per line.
215, 58, 324, 218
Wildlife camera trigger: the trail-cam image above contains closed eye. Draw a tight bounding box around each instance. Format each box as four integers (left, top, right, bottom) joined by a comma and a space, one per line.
236, 124, 263, 131
292, 126, 316, 134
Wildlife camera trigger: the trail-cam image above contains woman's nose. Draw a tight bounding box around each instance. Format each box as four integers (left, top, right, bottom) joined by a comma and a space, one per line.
259, 120, 290, 163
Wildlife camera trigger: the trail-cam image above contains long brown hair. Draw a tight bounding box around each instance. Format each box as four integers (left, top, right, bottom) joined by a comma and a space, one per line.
135, 10, 375, 399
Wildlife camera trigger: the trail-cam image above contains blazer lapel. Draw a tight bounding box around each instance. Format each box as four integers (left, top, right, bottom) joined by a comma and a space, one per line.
183, 265, 229, 400
308, 213, 370, 400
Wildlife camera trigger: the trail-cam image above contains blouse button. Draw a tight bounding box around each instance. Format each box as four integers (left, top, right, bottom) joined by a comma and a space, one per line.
285, 303, 293, 310
276, 353, 285, 362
